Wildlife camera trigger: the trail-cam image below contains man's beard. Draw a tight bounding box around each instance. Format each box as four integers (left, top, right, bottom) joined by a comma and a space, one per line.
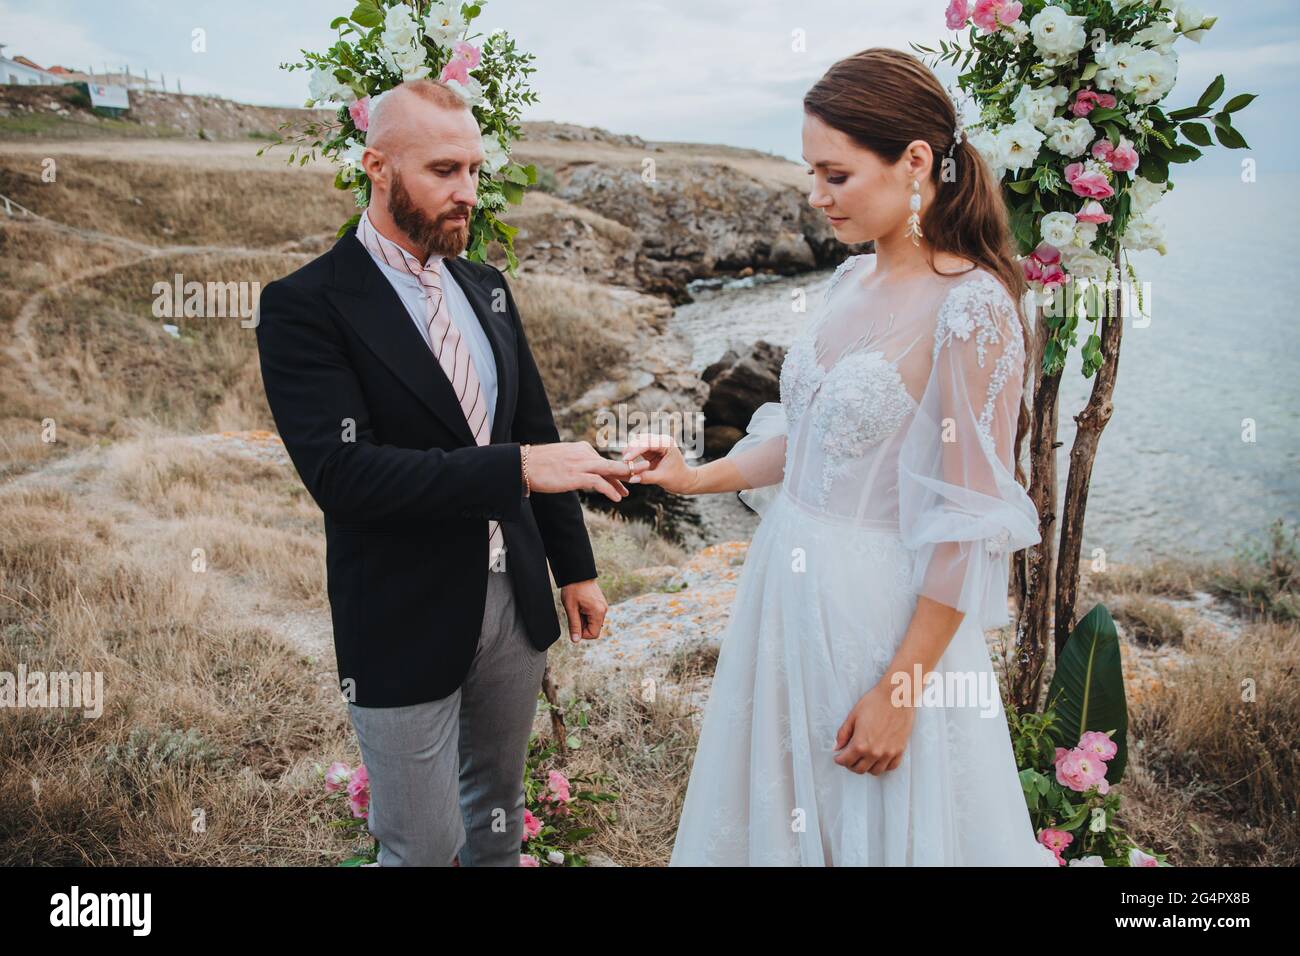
386, 168, 472, 261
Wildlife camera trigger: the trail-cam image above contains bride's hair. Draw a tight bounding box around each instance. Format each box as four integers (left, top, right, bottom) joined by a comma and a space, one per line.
804, 47, 1034, 488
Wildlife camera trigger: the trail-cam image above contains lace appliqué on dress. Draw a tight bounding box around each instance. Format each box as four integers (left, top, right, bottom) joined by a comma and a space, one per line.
931, 272, 1025, 458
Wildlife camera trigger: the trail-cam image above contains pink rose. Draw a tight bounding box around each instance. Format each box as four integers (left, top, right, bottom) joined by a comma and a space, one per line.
522, 808, 542, 840
346, 763, 370, 818
1128, 847, 1160, 867
973, 0, 1022, 32
348, 96, 370, 132
440, 57, 469, 85
1066, 162, 1115, 200
453, 41, 481, 69
1109, 139, 1139, 173
1038, 828, 1073, 865
1055, 746, 1110, 793
324, 761, 351, 792
945, 0, 970, 30
1079, 730, 1119, 761
1076, 200, 1113, 224
1071, 89, 1116, 118
519, 853, 540, 866
1024, 242, 1068, 291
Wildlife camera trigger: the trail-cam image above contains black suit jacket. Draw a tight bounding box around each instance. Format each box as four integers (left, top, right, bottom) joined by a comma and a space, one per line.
255, 228, 596, 707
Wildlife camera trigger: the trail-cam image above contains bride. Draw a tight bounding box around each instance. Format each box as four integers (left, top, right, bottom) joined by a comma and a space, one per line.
622, 48, 1059, 867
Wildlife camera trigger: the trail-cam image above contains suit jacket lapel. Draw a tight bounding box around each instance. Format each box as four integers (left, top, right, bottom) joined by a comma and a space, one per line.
325, 229, 513, 447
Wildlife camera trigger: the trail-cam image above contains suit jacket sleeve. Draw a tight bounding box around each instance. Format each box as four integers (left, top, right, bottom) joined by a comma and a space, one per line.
496, 269, 599, 588
255, 277, 524, 526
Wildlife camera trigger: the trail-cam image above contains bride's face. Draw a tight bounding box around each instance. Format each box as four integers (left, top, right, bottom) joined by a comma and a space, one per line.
802, 112, 913, 247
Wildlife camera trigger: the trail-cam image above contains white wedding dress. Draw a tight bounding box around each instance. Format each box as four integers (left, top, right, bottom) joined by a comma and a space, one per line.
668, 253, 1059, 866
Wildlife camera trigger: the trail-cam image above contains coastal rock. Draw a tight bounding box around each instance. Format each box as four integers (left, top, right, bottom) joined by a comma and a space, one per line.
701, 340, 786, 454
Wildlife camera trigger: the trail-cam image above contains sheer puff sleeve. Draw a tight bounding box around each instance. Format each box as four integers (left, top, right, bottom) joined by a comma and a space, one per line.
898, 272, 1040, 630
726, 402, 787, 517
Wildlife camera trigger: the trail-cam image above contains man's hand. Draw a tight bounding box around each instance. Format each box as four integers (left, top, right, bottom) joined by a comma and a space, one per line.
528, 441, 649, 503
560, 579, 608, 643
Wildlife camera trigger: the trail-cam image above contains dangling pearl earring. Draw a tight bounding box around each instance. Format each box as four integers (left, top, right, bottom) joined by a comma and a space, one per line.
905, 179, 924, 247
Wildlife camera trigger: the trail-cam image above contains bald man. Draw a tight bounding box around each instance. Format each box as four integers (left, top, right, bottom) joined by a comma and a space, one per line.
256, 80, 646, 866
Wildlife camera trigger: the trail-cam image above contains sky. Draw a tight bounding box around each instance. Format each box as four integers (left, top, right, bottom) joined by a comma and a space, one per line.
2, 0, 1296, 172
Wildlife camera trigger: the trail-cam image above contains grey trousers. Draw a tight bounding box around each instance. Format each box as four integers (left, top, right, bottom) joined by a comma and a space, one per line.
347, 564, 547, 866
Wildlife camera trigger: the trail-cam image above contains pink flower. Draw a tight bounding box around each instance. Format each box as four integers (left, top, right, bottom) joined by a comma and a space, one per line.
1076, 200, 1113, 224
1055, 746, 1110, 793
1079, 730, 1119, 761
453, 41, 481, 69
1128, 847, 1160, 867
1038, 828, 1073, 865
519, 853, 540, 867
1071, 89, 1117, 118
324, 761, 351, 792
972, 0, 1023, 33
348, 96, 370, 132
440, 57, 469, 85
1024, 241, 1068, 291
1109, 140, 1139, 173
522, 808, 542, 840
945, 0, 970, 29
1065, 162, 1115, 200
346, 763, 370, 819
546, 770, 571, 803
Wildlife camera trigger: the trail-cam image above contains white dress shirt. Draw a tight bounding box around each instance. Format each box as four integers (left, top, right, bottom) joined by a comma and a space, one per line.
362, 238, 498, 436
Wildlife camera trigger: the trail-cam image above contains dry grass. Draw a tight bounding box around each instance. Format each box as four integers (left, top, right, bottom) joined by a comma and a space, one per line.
1120, 620, 1299, 865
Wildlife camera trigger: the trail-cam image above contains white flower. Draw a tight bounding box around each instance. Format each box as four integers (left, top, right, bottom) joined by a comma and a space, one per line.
1132, 21, 1178, 51
338, 140, 367, 182
1129, 175, 1169, 215
1030, 64, 1058, 82
1108, 0, 1144, 11
1041, 211, 1079, 247
1030, 6, 1088, 62
1122, 214, 1168, 254
482, 137, 510, 174
425, 1, 467, 47
1129, 49, 1179, 105
1170, 2, 1216, 42
996, 121, 1046, 171
1069, 855, 1106, 867
546, 850, 565, 865
307, 66, 353, 106
381, 3, 421, 49
1061, 245, 1112, 279
1006, 20, 1030, 46
443, 75, 485, 107
967, 126, 1006, 180
1094, 42, 1141, 93
1012, 84, 1070, 131
1075, 221, 1098, 249
1045, 116, 1096, 158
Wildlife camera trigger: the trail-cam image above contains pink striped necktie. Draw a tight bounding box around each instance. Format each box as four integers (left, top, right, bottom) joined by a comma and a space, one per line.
356, 211, 504, 570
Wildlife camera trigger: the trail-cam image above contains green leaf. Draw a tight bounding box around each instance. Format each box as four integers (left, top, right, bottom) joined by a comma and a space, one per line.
350, 0, 383, 28
1085, 107, 1124, 124
1212, 113, 1249, 149
1222, 93, 1257, 113
500, 180, 525, 204
1006, 179, 1036, 194
1166, 105, 1210, 121
1196, 74, 1225, 111
1181, 122, 1212, 147
1080, 62, 1099, 82
1137, 151, 1169, 184
1045, 603, 1130, 784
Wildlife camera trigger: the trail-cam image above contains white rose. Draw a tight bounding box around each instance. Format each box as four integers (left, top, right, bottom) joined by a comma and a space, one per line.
1030, 7, 1088, 60
382, 4, 420, 48
1122, 214, 1168, 254
546, 850, 565, 865
1007, 20, 1030, 46
425, 1, 467, 46
1069, 855, 1106, 867
1094, 42, 1140, 93
967, 126, 1007, 180
1045, 116, 1096, 158
443, 76, 485, 108
1132, 21, 1177, 50
997, 121, 1046, 171
1040, 211, 1078, 247
337, 140, 367, 182
1129, 49, 1178, 105
1128, 175, 1169, 215
1012, 85, 1070, 131
307, 66, 353, 106
1075, 222, 1099, 249
1171, 2, 1216, 42
482, 138, 510, 174
1061, 245, 1112, 279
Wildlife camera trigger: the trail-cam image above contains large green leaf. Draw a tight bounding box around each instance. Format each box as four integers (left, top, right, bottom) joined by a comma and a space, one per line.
1045, 603, 1130, 784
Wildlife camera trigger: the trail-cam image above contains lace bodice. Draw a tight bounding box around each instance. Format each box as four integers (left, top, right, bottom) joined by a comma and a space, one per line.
727, 253, 1041, 628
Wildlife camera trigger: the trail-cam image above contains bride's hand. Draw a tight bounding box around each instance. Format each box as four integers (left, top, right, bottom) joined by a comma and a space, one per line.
620, 432, 698, 495
833, 681, 915, 775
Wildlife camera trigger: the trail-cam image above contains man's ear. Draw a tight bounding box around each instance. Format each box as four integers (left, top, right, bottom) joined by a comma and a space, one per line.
361, 147, 387, 189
